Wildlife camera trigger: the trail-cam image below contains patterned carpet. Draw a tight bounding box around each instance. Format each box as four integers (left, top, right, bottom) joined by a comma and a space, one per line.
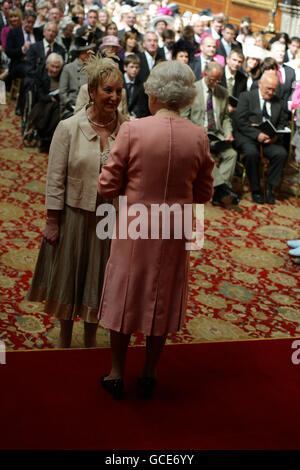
1, 102, 300, 350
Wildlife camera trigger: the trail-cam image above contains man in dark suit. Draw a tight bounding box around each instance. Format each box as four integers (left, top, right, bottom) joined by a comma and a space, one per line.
220, 49, 247, 111
284, 36, 300, 63
5, 9, 42, 114
123, 54, 148, 118
271, 41, 296, 103
5, 9, 42, 77
137, 31, 165, 82
136, 31, 165, 115
117, 10, 143, 43
26, 22, 65, 76
234, 72, 288, 204
207, 14, 224, 41
216, 24, 240, 60
75, 8, 103, 48
190, 36, 218, 81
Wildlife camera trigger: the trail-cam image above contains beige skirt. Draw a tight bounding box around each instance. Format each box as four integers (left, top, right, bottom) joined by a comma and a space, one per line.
27, 201, 111, 323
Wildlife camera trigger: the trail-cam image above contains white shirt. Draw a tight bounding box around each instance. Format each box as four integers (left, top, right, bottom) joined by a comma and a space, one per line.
124, 73, 135, 86
144, 50, 155, 71
210, 27, 221, 40
43, 39, 52, 56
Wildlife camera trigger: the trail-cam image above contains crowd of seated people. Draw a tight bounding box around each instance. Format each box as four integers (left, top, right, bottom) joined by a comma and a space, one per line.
0, 0, 299, 205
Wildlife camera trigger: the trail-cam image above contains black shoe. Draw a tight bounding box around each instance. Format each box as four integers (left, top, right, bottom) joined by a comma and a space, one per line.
265, 184, 275, 205
212, 185, 234, 207
100, 374, 124, 401
226, 187, 240, 205
15, 108, 21, 116
137, 376, 156, 399
252, 191, 265, 204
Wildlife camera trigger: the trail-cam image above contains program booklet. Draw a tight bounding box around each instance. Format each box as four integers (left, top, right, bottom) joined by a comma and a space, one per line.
256, 119, 291, 138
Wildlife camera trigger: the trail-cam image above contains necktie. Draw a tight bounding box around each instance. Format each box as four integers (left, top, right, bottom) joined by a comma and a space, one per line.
127, 82, 134, 107
26, 33, 31, 42
277, 69, 283, 84
262, 100, 271, 120
207, 88, 216, 131
46, 46, 52, 58
227, 75, 234, 96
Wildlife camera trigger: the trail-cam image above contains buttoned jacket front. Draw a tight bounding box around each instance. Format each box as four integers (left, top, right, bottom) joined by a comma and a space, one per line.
46, 106, 127, 212
181, 79, 233, 138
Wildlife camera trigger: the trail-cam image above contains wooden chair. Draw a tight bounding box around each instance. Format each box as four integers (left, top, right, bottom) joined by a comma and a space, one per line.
8, 78, 21, 104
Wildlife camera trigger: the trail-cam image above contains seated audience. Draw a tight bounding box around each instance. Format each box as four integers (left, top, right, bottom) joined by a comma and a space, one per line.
161, 28, 175, 61
190, 36, 224, 81
59, 37, 95, 120
75, 8, 103, 47
233, 72, 288, 205
220, 49, 247, 112
172, 38, 194, 65
34, 1, 49, 28
242, 45, 264, 91
5, 9, 43, 114
29, 52, 63, 151
121, 30, 139, 58
271, 40, 296, 103
181, 61, 239, 206
26, 21, 65, 76
1, 7, 22, 50
216, 23, 241, 59
284, 36, 300, 63
123, 53, 148, 118
148, 12, 174, 48
55, 16, 76, 64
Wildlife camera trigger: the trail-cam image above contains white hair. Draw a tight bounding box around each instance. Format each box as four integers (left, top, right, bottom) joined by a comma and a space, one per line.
144, 61, 196, 110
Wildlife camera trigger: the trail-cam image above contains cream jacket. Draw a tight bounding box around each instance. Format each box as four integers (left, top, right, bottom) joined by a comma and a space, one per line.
46, 106, 127, 212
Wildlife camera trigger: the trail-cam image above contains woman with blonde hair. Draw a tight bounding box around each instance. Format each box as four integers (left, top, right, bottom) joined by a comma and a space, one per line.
98, 61, 214, 400
1, 8, 22, 49
27, 57, 127, 348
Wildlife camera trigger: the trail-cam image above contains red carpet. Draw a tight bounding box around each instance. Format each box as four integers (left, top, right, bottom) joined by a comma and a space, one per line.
0, 338, 299, 450
1, 104, 300, 350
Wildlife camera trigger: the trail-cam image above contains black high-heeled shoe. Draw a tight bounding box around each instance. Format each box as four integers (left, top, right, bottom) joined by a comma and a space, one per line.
100, 374, 124, 401
137, 376, 156, 399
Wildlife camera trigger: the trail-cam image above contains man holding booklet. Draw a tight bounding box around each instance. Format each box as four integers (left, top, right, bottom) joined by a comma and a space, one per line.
233, 72, 288, 204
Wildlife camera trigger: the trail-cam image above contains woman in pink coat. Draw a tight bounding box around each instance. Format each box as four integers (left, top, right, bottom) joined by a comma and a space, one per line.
97, 61, 214, 400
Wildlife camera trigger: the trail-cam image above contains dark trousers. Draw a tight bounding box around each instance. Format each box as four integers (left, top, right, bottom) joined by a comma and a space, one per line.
238, 140, 287, 192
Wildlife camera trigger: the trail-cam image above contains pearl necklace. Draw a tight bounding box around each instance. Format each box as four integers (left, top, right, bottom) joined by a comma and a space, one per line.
87, 109, 116, 128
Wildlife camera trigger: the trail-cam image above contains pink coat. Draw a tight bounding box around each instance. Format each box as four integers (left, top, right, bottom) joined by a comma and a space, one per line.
98, 115, 214, 336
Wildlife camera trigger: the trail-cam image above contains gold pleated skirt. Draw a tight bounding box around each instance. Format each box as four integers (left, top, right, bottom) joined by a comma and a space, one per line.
27, 201, 111, 323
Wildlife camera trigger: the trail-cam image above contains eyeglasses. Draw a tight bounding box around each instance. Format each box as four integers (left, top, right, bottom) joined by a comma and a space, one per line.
207, 78, 221, 84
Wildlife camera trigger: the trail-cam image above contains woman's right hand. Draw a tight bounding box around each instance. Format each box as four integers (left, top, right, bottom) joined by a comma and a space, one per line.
42, 218, 59, 245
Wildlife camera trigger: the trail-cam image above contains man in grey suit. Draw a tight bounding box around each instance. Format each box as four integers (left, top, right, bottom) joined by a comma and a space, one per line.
59, 37, 95, 119
181, 61, 239, 206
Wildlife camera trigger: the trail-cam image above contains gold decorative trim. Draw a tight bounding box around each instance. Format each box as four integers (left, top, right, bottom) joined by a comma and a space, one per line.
232, 0, 273, 12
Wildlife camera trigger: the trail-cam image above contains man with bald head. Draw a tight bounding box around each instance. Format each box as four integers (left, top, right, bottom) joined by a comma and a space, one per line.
234, 72, 288, 204
190, 36, 219, 81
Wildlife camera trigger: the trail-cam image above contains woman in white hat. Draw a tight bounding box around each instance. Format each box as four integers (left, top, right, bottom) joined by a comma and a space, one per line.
242, 45, 265, 90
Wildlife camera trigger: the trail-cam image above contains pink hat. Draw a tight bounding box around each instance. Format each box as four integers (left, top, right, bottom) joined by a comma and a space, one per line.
157, 7, 173, 16
99, 35, 122, 53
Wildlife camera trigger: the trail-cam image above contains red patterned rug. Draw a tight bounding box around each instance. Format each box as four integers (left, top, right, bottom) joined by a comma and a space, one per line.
1, 103, 300, 350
